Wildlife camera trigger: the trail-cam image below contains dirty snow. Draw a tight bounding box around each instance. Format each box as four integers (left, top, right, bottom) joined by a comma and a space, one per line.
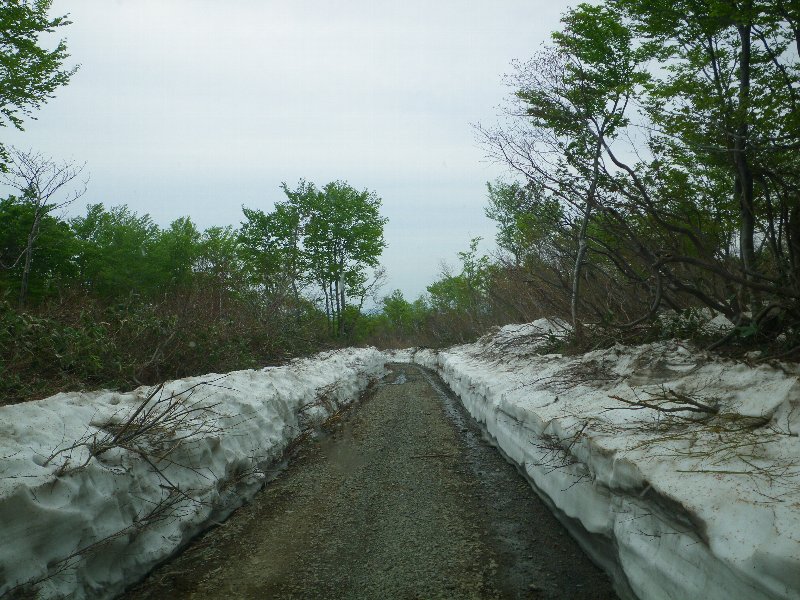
4, 319, 800, 600
0, 348, 385, 599
398, 320, 800, 600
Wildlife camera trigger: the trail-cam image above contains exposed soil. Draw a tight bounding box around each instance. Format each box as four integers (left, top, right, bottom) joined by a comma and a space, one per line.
121, 364, 618, 599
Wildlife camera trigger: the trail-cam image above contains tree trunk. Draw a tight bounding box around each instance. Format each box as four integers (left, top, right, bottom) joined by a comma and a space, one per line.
323, 283, 331, 333
735, 21, 757, 307
788, 204, 800, 287
338, 270, 346, 337
571, 136, 603, 338
18, 212, 41, 308
218, 271, 224, 320
571, 209, 591, 334
331, 280, 339, 336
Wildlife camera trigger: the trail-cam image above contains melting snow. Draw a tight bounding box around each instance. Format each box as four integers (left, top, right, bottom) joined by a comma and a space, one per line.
4, 321, 799, 600
399, 320, 800, 600
0, 348, 385, 599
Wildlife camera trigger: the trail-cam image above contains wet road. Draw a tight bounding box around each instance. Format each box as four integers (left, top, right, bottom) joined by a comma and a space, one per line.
122, 364, 617, 599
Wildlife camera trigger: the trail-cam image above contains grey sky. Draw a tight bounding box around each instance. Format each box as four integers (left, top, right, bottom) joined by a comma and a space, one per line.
5, 0, 572, 301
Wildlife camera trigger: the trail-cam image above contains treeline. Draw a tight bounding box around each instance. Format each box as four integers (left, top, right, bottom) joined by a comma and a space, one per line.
6, 0, 800, 402
468, 0, 800, 352
0, 2, 405, 404
0, 172, 387, 404
366, 240, 500, 348
366, 236, 549, 348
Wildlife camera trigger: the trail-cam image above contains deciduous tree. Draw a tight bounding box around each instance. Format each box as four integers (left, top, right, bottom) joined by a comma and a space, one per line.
241, 180, 387, 336
0, 0, 76, 165
0, 148, 85, 305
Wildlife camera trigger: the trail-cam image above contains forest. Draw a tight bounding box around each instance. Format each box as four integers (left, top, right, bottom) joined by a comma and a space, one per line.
2, 0, 799, 404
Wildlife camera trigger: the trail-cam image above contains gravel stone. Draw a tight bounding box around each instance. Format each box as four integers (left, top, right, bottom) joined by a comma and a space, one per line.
121, 364, 618, 599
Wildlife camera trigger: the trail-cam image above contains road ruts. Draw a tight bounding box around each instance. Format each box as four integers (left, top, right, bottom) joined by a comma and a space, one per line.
121, 363, 618, 600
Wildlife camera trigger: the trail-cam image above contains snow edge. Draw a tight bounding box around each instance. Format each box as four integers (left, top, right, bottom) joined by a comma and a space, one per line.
0, 348, 386, 600
392, 335, 800, 600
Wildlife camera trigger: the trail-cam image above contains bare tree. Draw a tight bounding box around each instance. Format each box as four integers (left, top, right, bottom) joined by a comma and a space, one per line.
1, 148, 87, 306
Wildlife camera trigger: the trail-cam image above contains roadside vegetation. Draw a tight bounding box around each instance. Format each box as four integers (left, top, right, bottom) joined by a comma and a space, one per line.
470, 1, 800, 357
0, 178, 388, 404
374, 0, 800, 358
3, 0, 800, 404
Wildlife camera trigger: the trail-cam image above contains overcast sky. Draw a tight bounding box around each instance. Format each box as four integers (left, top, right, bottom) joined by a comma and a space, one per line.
5, 0, 574, 301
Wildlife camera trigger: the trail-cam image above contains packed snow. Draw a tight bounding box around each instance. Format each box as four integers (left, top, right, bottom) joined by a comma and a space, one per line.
395, 320, 800, 600
4, 321, 800, 600
0, 348, 385, 599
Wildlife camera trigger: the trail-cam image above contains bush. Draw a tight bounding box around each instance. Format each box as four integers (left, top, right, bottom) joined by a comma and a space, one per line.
0, 288, 333, 405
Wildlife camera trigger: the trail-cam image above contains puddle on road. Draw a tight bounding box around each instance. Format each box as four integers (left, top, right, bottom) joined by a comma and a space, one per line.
395, 363, 621, 600
389, 372, 407, 385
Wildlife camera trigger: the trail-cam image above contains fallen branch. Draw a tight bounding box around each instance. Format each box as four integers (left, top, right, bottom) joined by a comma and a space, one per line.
607, 389, 718, 416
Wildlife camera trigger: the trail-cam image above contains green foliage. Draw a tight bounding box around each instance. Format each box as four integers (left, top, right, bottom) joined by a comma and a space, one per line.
304, 180, 386, 290
354, 290, 436, 348
0, 287, 333, 405
0, 0, 76, 164
0, 196, 77, 301
0, 177, 388, 403
195, 225, 243, 316
485, 180, 533, 261
241, 180, 387, 336
485, 180, 565, 264
0, 296, 123, 403
518, 2, 643, 151
71, 204, 165, 299
155, 217, 201, 288
381, 290, 422, 334
611, 0, 800, 287
477, 0, 800, 352
427, 238, 491, 314
240, 196, 303, 292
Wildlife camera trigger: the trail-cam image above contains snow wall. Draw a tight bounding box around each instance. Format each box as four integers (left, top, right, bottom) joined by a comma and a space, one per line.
394, 321, 800, 600
0, 348, 385, 599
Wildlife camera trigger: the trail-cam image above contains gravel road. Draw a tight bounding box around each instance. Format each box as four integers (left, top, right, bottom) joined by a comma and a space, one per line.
122, 363, 618, 599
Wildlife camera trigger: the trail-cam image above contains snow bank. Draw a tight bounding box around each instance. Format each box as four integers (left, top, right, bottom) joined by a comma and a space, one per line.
0, 348, 385, 599
400, 321, 800, 600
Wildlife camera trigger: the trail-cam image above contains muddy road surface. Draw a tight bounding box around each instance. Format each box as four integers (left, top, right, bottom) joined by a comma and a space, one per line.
122, 364, 617, 599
